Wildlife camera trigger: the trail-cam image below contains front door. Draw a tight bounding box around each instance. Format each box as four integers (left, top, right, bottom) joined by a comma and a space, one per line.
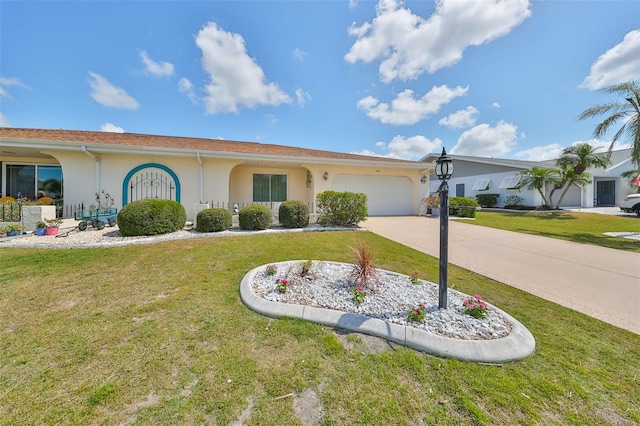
596, 180, 615, 206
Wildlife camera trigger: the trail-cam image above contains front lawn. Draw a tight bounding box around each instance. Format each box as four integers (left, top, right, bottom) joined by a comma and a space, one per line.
471, 210, 640, 252
1, 231, 638, 425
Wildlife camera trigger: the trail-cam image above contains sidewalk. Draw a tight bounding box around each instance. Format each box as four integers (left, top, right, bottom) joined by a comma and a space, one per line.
363, 216, 640, 335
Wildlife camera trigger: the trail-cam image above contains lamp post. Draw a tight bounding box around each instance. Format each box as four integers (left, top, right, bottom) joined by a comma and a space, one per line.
435, 147, 454, 309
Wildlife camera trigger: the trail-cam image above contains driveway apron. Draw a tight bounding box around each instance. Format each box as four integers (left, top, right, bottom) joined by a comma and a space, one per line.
364, 216, 640, 335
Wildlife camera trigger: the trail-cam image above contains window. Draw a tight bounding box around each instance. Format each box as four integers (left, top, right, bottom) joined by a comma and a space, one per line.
5, 164, 63, 199
498, 176, 521, 189
253, 174, 287, 202
472, 178, 490, 191
456, 183, 465, 197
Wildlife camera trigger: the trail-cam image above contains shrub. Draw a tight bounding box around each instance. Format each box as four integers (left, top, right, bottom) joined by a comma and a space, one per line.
504, 194, 523, 208
196, 208, 232, 232
278, 200, 309, 228
449, 197, 478, 218
350, 243, 380, 292
316, 191, 368, 227
117, 199, 186, 236
238, 204, 273, 230
476, 193, 499, 208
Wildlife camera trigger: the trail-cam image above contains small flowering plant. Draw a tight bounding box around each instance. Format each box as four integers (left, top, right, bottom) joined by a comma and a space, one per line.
265, 264, 278, 276
410, 271, 420, 285
463, 294, 488, 319
407, 303, 426, 322
276, 278, 289, 293
351, 286, 366, 304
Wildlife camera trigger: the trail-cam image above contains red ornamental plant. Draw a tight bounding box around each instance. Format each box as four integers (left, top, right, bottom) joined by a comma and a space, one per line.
350, 243, 380, 291
276, 278, 289, 293
463, 294, 488, 319
407, 303, 426, 322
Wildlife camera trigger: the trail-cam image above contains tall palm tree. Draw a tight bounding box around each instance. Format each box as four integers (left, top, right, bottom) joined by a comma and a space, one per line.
578, 80, 640, 167
517, 167, 559, 208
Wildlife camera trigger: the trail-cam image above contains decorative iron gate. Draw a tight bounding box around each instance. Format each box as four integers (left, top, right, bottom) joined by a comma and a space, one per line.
122, 163, 181, 206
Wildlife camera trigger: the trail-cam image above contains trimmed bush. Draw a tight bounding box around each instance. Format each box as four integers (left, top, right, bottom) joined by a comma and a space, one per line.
117, 199, 186, 236
449, 196, 478, 218
238, 205, 273, 230
278, 200, 309, 228
316, 190, 368, 227
196, 208, 232, 232
476, 193, 499, 208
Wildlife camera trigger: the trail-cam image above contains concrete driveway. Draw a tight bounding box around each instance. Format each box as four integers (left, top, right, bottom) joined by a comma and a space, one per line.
363, 216, 640, 335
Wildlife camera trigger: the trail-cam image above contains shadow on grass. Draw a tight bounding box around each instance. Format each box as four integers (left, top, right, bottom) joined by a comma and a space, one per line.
531, 231, 640, 251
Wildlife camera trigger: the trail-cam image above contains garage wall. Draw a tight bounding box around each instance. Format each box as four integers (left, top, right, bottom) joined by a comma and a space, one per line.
332, 175, 413, 216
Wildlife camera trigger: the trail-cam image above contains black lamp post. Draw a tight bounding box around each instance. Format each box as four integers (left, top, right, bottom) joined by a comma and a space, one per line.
435, 147, 454, 309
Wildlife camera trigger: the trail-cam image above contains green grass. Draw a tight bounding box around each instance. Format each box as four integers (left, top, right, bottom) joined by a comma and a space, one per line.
1, 231, 639, 425
470, 210, 640, 252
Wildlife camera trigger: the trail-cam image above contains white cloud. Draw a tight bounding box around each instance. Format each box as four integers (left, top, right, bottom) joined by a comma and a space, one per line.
100, 123, 125, 133
345, 0, 532, 83
295, 88, 311, 106
292, 48, 306, 61
139, 50, 175, 77
580, 29, 640, 90
0, 76, 30, 98
357, 84, 468, 125
451, 120, 518, 156
438, 106, 478, 129
0, 112, 11, 127
195, 22, 291, 114
490, 102, 500, 108
88, 72, 139, 110
359, 134, 443, 160
178, 77, 199, 105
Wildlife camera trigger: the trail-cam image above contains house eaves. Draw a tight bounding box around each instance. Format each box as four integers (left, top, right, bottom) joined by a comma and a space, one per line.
0, 127, 429, 171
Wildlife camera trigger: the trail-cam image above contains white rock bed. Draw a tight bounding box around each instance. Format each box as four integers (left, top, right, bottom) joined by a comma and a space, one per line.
252, 261, 512, 340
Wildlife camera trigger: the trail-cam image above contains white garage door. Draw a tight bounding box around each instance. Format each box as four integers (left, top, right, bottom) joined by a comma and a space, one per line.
332, 175, 414, 216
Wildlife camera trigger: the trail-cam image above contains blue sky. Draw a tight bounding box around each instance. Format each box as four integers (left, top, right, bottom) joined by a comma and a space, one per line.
1, 0, 638, 161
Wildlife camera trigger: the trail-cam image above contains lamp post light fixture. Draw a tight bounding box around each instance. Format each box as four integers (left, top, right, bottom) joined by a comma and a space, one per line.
435, 147, 454, 309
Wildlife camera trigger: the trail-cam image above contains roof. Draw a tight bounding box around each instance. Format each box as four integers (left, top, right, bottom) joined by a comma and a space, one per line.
0, 127, 425, 168
422, 148, 633, 172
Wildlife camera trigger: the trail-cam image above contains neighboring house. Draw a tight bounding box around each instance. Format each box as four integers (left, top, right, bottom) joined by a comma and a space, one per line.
421, 149, 635, 208
0, 128, 432, 220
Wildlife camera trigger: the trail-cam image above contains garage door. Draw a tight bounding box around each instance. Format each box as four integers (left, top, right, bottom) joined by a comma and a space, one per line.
332, 175, 413, 216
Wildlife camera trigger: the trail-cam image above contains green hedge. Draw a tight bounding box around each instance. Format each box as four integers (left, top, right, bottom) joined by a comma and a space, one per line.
196, 208, 232, 232
117, 199, 186, 236
278, 200, 309, 228
316, 191, 368, 227
476, 193, 499, 208
238, 205, 273, 230
449, 196, 478, 218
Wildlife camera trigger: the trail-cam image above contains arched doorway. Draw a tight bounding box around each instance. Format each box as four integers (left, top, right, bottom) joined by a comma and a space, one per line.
122, 163, 180, 205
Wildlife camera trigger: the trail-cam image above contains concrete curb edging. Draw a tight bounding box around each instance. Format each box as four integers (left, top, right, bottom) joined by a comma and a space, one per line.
240, 262, 536, 363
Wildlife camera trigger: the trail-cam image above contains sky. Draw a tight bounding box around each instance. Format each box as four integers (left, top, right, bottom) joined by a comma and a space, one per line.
1, 0, 639, 161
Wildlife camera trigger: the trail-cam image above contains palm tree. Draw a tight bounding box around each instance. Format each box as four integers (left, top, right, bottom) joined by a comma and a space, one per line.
578, 80, 640, 167
621, 168, 640, 193
551, 166, 592, 208
556, 143, 610, 175
517, 167, 559, 208
553, 143, 610, 208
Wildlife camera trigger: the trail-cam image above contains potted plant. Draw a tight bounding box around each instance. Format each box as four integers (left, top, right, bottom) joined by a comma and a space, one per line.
3, 223, 23, 237
425, 194, 441, 217
44, 217, 63, 236
35, 221, 47, 236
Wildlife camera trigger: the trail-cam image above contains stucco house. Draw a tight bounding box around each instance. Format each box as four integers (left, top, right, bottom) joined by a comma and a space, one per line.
0, 128, 433, 221
421, 148, 635, 208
